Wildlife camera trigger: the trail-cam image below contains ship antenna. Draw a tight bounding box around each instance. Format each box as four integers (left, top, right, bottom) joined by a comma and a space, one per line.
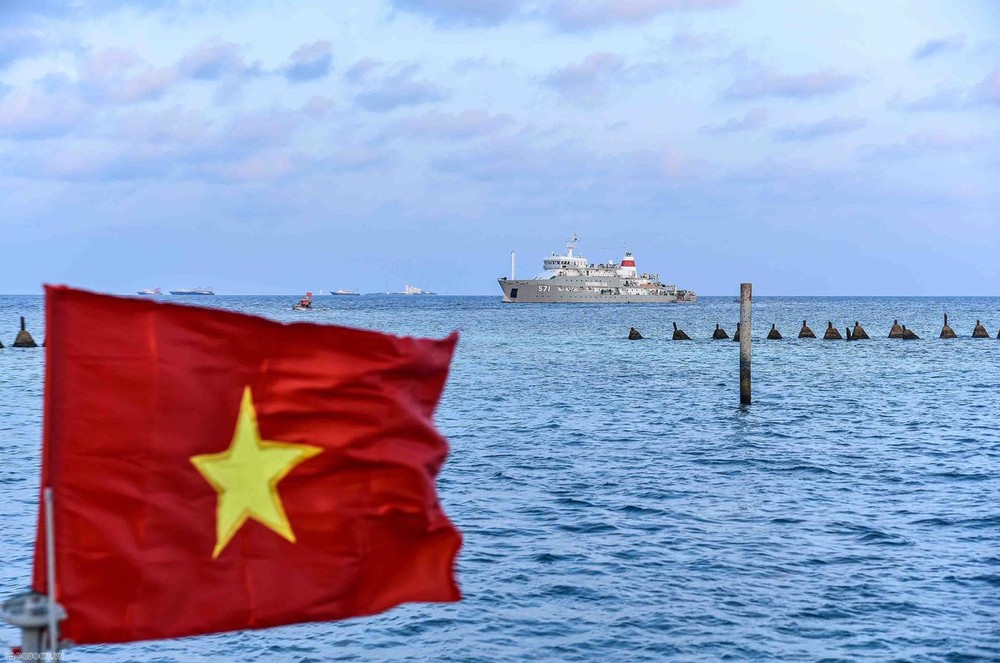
567, 233, 578, 257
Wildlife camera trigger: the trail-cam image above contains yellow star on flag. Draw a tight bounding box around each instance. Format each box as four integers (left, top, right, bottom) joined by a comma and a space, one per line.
191, 386, 322, 558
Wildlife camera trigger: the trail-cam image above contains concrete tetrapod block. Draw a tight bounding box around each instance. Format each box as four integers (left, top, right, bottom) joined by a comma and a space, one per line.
888, 319, 904, 339
939, 314, 957, 339
712, 324, 729, 340
851, 321, 870, 340
732, 322, 740, 342
902, 325, 920, 340
823, 322, 843, 340
12, 317, 38, 348
972, 320, 990, 338
845, 327, 854, 341
767, 324, 782, 340
628, 327, 643, 340
798, 320, 816, 339
672, 322, 691, 340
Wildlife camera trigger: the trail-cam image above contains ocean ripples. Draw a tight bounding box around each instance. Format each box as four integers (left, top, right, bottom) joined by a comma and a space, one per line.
1, 295, 999, 661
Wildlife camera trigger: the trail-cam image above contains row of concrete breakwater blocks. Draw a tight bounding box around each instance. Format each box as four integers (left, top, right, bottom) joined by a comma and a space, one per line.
628, 315, 999, 341
0, 317, 41, 348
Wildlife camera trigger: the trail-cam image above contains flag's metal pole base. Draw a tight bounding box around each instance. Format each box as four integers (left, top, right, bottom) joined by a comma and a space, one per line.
0, 591, 66, 655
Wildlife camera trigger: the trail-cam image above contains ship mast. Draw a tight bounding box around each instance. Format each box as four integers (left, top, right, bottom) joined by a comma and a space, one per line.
566, 233, 578, 257
511, 251, 516, 279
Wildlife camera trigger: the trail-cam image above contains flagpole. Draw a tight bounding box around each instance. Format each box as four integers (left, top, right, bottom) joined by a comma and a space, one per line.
44, 487, 59, 653
0, 488, 66, 656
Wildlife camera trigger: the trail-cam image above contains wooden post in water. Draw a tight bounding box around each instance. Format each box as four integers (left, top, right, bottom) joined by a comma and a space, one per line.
739, 283, 752, 405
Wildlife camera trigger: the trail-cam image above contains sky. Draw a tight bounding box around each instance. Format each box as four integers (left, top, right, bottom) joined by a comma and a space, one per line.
1, 0, 998, 295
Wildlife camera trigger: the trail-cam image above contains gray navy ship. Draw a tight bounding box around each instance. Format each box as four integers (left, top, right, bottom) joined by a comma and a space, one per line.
498, 236, 696, 304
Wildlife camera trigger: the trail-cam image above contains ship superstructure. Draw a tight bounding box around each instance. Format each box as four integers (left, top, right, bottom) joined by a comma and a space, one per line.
498, 236, 696, 303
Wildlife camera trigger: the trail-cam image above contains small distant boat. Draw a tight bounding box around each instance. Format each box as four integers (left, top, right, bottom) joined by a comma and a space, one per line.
169, 287, 215, 296
292, 292, 314, 311
137, 288, 162, 296
390, 285, 435, 295
330, 289, 360, 296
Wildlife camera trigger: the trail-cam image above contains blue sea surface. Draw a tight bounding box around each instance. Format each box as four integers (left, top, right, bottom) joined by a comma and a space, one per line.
1, 294, 999, 661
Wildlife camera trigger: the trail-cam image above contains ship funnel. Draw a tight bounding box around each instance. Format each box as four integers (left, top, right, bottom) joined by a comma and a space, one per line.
618, 251, 637, 277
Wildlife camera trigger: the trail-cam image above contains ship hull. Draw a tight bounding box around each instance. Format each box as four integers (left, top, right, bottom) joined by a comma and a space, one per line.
498, 278, 696, 303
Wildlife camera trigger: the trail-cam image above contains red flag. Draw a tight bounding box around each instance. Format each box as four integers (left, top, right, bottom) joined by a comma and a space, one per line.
32, 286, 461, 644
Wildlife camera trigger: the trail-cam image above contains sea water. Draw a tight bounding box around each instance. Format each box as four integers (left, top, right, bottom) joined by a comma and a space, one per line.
1, 295, 998, 661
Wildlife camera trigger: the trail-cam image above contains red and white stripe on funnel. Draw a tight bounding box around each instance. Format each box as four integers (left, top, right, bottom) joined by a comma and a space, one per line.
619, 252, 637, 276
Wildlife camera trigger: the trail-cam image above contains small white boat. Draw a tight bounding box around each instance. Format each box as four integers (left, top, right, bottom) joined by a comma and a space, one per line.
390, 285, 435, 295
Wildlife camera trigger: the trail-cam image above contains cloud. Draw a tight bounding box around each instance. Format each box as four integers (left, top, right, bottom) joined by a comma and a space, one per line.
542, 52, 668, 106
283, 40, 333, 83
117, 107, 211, 144
431, 132, 704, 187
543, 52, 625, 106
177, 37, 261, 81
391, 0, 736, 30
21, 144, 308, 185
912, 35, 965, 60
433, 136, 581, 183
385, 110, 515, 140
775, 117, 866, 141
664, 31, 724, 53
888, 87, 965, 112
0, 0, 175, 23
453, 56, 511, 73
390, 0, 524, 27
891, 68, 1000, 111
0, 30, 45, 70
12, 102, 316, 184
658, 146, 704, 178
222, 110, 299, 148
301, 95, 335, 117
726, 67, 857, 100
861, 130, 988, 160
701, 108, 767, 134
322, 145, 393, 171
976, 66, 1000, 105
114, 66, 177, 103
0, 90, 87, 139
344, 58, 383, 83
214, 153, 309, 182
76, 47, 179, 104
544, 0, 737, 32
6, 142, 179, 182
352, 64, 447, 112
